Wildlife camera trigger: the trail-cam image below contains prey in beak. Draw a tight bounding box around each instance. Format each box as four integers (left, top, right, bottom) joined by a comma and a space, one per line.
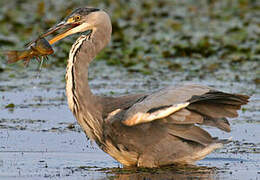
28, 7, 100, 46
5, 7, 100, 66
27, 20, 84, 46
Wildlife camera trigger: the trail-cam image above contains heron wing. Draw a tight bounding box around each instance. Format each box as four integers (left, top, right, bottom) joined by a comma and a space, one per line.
121, 84, 209, 126
104, 84, 249, 155
119, 84, 249, 130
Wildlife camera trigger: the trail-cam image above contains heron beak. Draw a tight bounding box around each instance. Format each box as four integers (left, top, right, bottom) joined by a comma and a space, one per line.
40, 21, 93, 45
37, 21, 78, 45
40, 21, 69, 39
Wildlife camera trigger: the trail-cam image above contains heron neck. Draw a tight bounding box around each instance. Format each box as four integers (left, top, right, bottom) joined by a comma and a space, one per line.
65, 29, 111, 143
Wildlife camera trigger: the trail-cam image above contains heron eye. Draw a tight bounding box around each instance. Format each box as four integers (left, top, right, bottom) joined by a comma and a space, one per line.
74, 16, 81, 21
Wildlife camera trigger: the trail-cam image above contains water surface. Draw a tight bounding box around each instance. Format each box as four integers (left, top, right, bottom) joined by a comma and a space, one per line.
0, 62, 259, 179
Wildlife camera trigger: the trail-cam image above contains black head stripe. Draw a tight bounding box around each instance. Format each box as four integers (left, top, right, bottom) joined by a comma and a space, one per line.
70, 7, 100, 17
64, 7, 100, 22
88, 8, 100, 13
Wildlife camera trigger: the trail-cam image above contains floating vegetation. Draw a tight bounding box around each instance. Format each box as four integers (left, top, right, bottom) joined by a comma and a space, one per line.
5, 103, 15, 108
0, 0, 258, 79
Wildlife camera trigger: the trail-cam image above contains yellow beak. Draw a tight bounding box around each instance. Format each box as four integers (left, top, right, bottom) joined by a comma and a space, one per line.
48, 22, 93, 45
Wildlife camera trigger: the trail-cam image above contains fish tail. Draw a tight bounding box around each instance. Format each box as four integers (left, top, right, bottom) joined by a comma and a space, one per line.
4, 50, 29, 64
5, 51, 21, 64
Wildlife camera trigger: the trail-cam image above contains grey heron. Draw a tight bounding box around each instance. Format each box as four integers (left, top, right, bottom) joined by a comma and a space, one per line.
39, 7, 249, 168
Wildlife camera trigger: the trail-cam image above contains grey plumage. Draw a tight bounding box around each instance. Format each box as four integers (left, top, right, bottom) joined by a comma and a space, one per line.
44, 7, 249, 168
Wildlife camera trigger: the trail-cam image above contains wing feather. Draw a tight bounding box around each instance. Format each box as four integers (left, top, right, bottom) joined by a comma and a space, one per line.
114, 84, 248, 135
164, 109, 203, 124
122, 84, 210, 126
168, 124, 213, 146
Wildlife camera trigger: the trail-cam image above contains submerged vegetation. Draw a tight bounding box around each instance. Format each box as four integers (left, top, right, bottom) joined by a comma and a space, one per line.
0, 0, 259, 82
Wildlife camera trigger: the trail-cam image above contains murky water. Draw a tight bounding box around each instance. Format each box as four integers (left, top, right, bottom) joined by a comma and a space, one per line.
0, 62, 259, 179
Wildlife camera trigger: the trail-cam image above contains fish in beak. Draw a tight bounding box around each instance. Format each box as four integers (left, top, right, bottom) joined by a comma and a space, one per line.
5, 7, 100, 66
28, 7, 101, 46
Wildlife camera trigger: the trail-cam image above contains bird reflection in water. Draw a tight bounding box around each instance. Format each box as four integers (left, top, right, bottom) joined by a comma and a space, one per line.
102, 165, 218, 180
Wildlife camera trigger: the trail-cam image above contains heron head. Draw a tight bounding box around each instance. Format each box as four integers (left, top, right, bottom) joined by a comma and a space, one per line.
40, 7, 110, 45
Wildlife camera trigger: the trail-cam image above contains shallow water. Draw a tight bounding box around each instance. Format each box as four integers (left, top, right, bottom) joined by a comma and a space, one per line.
0, 62, 259, 180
